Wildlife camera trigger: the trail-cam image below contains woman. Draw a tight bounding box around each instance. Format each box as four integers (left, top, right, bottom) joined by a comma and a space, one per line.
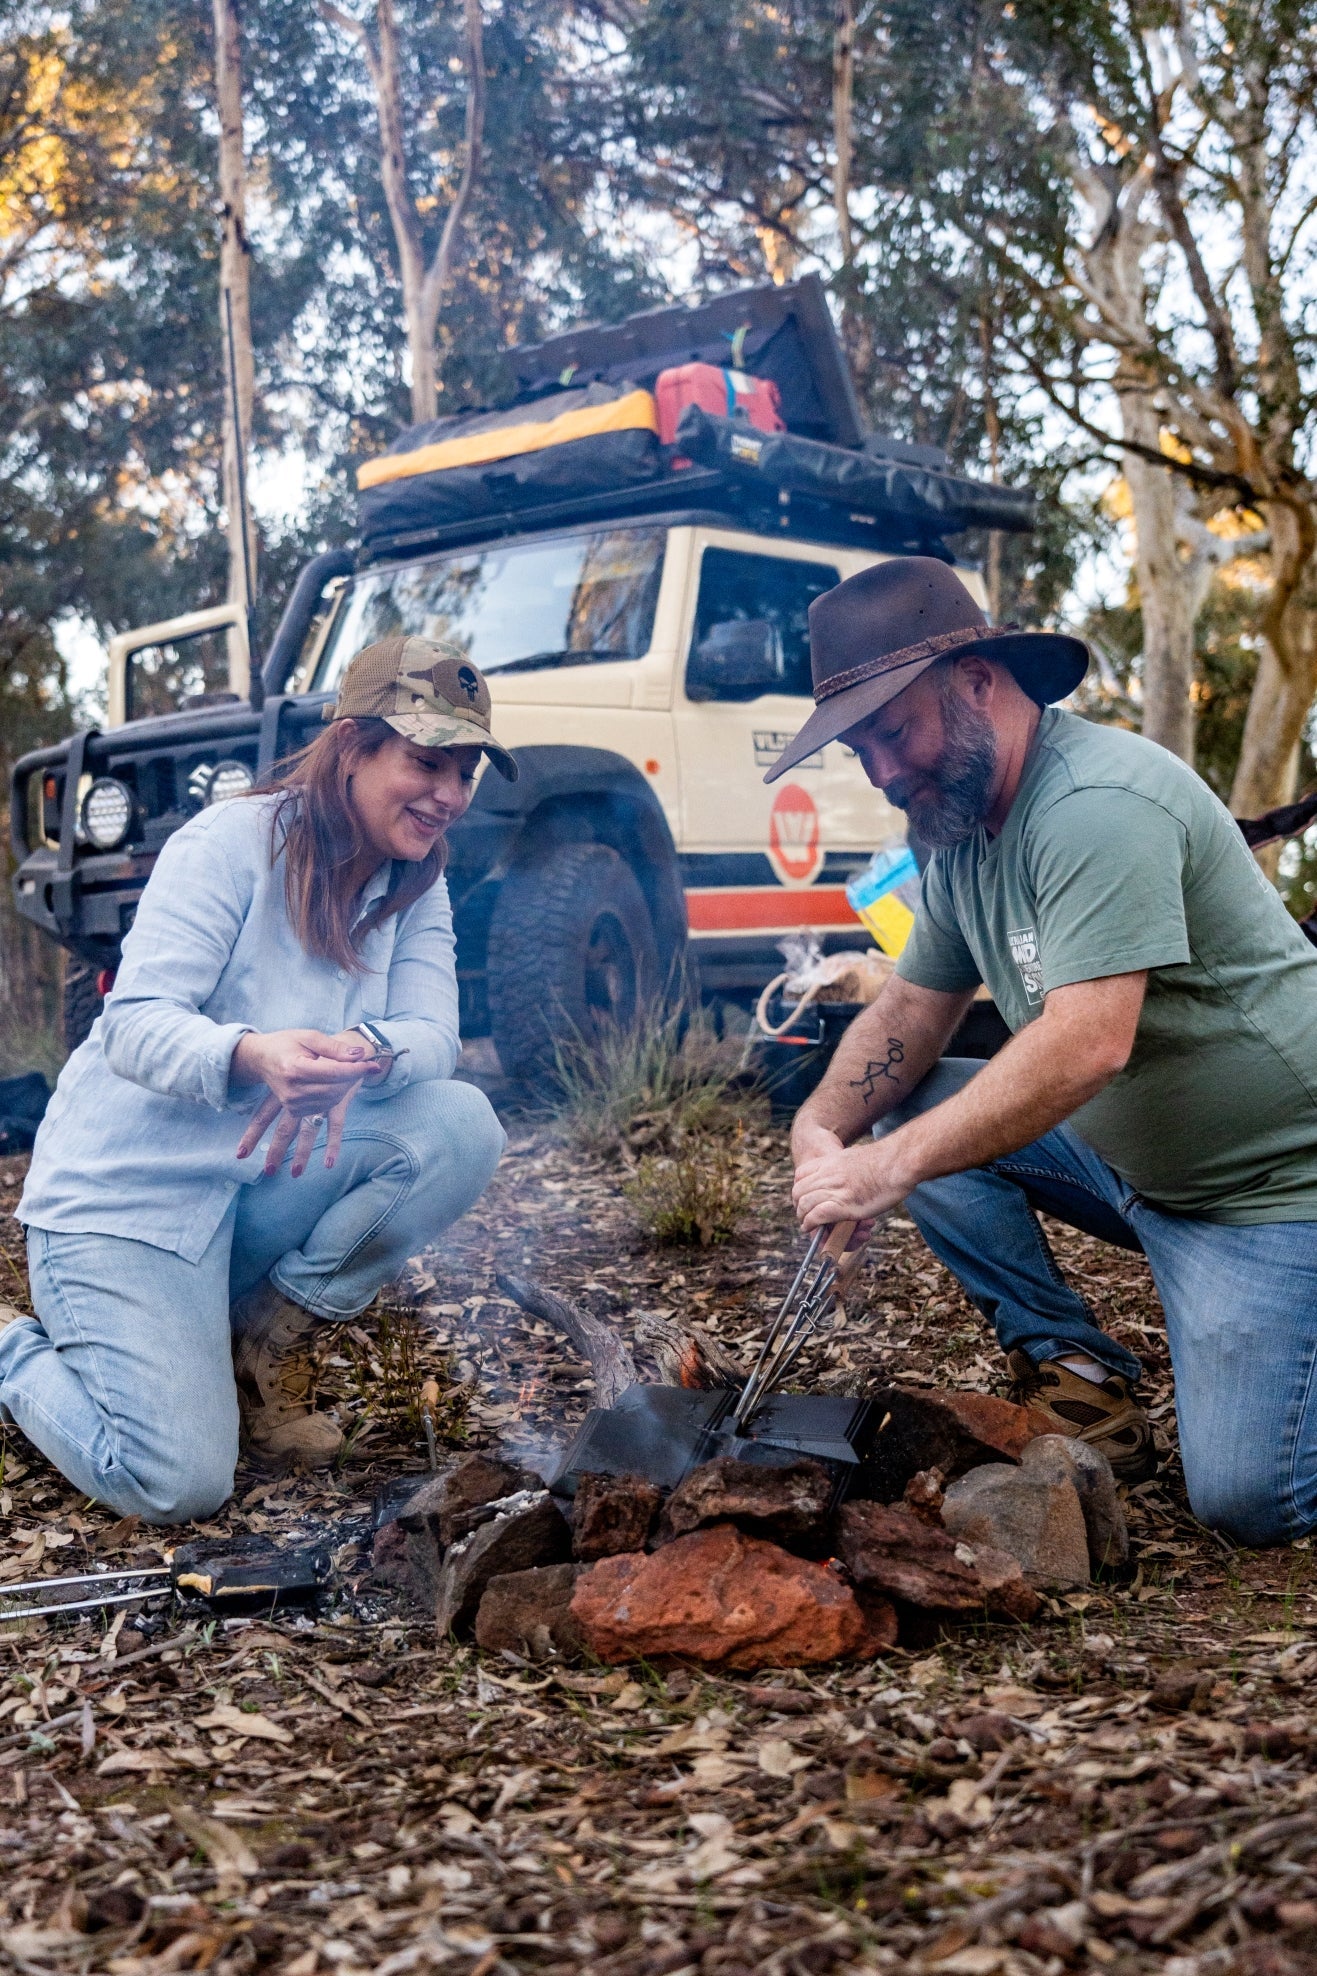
4, 635, 511, 1523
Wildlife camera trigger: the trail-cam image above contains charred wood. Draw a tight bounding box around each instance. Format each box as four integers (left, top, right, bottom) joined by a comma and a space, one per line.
494, 1270, 743, 1401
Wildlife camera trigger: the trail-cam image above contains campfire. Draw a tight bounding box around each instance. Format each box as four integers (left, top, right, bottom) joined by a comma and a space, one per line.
372, 1259, 1129, 1671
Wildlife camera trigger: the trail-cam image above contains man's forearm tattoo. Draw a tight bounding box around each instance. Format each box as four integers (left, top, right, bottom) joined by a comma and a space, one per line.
850, 1037, 905, 1101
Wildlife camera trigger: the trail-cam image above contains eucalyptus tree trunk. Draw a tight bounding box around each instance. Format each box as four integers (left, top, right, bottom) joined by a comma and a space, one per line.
1069, 163, 1265, 770
212, 0, 257, 636
1117, 376, 1197, 762
1230, 497, 1317, 818
832, 0, 854, 266
319, 0, 486, 426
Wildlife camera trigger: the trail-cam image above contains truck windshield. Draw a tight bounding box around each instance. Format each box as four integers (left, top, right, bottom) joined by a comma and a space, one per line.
313, 526, 665, 689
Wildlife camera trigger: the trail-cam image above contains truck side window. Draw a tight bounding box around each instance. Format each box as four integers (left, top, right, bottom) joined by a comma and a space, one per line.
688, 549, 840, 701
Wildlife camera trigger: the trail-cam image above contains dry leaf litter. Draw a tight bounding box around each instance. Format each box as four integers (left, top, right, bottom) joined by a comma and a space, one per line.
1, 1117, 1316, 1976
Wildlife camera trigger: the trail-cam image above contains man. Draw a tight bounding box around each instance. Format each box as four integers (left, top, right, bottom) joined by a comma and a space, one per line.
767, 556, 1317, 1547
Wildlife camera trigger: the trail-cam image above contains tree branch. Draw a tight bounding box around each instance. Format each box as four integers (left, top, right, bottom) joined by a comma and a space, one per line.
420, 0, 486, 323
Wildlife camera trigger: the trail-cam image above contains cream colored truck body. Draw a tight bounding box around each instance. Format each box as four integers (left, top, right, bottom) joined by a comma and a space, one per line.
299, 521, 986, 978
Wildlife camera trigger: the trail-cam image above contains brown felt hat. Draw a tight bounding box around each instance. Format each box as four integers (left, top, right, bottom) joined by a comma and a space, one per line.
763, 557, 1088, 784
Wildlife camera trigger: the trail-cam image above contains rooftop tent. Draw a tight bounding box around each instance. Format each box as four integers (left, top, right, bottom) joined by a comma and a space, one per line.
674, 405, 1035, 537
506, 273, 866, 450
357, 380, 663, 547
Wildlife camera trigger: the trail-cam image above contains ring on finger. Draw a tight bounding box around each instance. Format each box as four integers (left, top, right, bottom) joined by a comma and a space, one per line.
305, 1113, 326, 1126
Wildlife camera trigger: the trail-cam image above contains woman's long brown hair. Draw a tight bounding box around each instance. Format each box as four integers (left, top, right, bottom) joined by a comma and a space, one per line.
255, 717, 444, 973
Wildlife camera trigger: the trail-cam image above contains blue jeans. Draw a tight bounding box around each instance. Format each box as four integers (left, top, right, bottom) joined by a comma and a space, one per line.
4, 1079, 504, 1524
877, 1060, 1317, 1545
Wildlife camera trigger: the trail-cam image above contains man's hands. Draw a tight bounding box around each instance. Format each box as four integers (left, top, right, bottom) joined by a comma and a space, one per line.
233, 1028, 380, 1178
792, 1134, 905, 1233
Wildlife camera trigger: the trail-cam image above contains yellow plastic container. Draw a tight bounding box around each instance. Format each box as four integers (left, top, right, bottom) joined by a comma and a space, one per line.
845, 846, 921, 957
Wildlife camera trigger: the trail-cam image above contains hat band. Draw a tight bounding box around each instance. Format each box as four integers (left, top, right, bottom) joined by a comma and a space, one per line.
814, 620, 1021, 702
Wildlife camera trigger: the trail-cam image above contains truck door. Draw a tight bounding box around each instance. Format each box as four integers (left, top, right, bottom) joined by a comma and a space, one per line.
672, 530, 903, 954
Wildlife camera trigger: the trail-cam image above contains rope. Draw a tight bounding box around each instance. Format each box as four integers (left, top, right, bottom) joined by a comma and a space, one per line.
754, 971, 825, 1038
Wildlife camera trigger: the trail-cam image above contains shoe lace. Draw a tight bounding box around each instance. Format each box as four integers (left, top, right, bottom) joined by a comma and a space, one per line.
1005, 1365, 1041, 1408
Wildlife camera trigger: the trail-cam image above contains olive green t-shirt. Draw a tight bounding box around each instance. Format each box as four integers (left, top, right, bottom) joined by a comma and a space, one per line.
895, 705, 1317, 1221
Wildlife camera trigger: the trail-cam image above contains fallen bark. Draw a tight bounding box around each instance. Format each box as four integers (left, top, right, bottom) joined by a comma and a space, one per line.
495, 1271, 639, 1405
494, 1270, 743, 1402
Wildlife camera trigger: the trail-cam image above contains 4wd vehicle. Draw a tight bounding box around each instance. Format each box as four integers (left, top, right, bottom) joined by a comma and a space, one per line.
10, 278, 1031, 1075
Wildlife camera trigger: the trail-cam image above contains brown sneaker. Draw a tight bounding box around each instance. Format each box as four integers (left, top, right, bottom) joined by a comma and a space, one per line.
1006, 1349, 1157, 1483
231, 1280, 344, 1468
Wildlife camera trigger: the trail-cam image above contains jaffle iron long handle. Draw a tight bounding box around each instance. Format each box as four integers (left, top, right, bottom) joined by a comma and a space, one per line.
733, 1219, 857, 1429
756, 1218, 858, 1395
732, 1228, 823, 1429
817, 1219, 859, 1268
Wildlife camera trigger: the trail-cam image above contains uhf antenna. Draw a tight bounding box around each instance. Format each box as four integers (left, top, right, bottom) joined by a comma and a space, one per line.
222, 282, 263, 711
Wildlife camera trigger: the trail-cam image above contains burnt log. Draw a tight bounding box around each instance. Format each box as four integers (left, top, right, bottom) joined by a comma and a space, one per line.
495, 1270, 742, 1403
495, 1271, 639, 1406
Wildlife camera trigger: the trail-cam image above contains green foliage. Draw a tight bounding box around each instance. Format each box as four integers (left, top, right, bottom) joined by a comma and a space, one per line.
592, 0, 1097, 620
624, 1131, 754, 1247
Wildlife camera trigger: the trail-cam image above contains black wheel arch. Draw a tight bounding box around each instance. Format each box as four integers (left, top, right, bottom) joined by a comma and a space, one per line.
450, 744, 687, 967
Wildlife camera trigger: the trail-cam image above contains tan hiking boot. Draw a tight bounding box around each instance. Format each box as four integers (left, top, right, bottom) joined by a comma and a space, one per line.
1006, 1349, 1157, 1483
231, 1280, 343, 1468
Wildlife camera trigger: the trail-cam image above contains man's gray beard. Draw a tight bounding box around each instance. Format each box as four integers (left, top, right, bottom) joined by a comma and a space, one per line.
901, 686, 998, 849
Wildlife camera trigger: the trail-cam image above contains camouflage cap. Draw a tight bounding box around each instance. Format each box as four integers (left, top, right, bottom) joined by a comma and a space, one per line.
330, 634, 518, 781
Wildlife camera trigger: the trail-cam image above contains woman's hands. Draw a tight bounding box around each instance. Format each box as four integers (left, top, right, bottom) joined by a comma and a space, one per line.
232, 1028, 373, 1105
233, 1029, 375, 1178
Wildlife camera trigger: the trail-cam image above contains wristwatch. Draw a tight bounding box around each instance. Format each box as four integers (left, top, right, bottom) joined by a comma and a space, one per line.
354, 1019, 395, 1072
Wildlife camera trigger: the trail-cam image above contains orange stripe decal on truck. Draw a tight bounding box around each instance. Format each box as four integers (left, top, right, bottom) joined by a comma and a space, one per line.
684, 886, 860, 933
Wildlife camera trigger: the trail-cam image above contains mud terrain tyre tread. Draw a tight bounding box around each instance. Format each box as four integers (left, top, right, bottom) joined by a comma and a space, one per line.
488, 843, 659, 1081
62, 961, 104, 1053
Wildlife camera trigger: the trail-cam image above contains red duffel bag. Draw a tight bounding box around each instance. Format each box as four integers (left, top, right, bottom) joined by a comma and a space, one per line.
654, 362, 784, 446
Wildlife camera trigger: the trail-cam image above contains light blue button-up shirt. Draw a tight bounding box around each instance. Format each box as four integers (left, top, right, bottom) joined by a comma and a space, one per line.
18, 794, 460, 1261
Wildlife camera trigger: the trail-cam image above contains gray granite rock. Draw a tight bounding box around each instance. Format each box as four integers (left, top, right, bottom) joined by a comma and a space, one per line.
1021, 1434, 1129, 1573
435, 1490, 572, 1636
940, 1462, 1090, 1589
475, 1562, 584, 1659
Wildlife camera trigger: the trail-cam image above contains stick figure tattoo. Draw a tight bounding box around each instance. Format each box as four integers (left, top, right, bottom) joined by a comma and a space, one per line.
850, 1037, 905, 1101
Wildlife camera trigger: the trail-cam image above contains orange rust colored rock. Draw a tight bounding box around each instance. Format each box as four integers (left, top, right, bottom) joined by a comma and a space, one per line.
931, 1390, 1050, 1462
570, 1522, 894, 1670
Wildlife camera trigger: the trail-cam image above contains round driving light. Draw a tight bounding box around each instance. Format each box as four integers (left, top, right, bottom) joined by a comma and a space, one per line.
207, 759, 255, 803
81, 778, 134, 851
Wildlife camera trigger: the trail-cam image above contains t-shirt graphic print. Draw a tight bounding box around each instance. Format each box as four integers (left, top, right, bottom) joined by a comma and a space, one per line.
1007, 926, 1043, 1003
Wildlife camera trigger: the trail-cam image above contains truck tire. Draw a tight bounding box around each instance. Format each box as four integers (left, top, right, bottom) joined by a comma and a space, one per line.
62, 961, 104, 1052
487, 843, 659, 1080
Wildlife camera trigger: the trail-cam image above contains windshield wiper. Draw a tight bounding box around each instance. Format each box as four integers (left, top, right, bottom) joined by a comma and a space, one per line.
491, 648, 616, 675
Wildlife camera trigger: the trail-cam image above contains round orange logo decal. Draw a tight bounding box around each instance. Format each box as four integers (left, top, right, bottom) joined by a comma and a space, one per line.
768, 782, 822, 888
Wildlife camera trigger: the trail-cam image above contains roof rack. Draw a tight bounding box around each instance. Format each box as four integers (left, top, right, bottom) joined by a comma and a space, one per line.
357, 468, 973, 567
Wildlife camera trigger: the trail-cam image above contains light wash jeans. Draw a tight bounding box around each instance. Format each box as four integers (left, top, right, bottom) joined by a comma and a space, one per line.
4, 1078, 504, 1525
877, 1059, 1317, 1546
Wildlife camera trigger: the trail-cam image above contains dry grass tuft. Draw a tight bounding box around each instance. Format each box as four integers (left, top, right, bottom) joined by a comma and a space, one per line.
551, 997, 761, 1157
624, 1129, 754, 1247
339, 1303, 468, 1442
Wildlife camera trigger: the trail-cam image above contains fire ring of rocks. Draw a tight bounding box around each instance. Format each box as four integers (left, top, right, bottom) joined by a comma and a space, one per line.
373, 1382, 1129, 1670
